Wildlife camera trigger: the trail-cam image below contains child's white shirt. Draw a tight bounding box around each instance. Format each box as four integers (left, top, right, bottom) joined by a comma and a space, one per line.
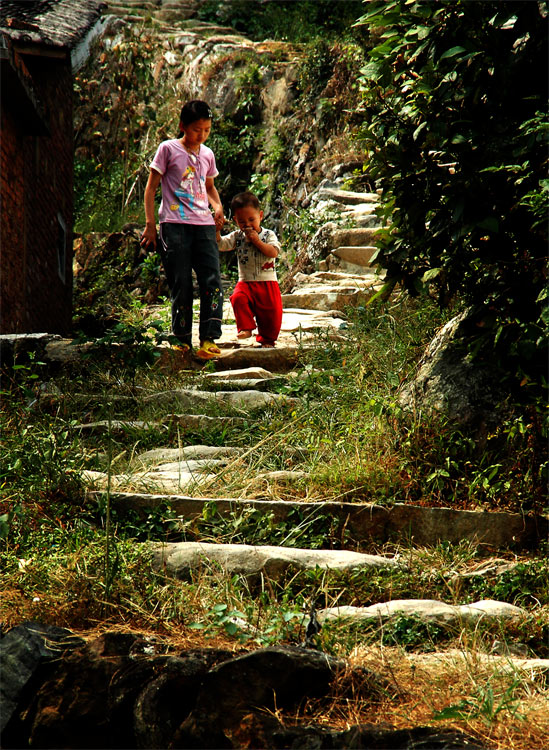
218, 227, 280, 282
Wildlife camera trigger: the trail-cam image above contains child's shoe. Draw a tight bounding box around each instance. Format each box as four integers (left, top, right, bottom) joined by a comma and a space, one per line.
173, 343, 191, 353
196, 340, 221, 360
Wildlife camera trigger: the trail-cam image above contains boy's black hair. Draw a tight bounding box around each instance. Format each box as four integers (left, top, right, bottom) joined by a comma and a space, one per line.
179, 100, 213, 128
231, 191, 261, 213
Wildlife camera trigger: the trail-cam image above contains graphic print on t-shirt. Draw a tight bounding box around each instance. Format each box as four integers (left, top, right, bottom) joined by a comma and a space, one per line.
173, 165, 196, 219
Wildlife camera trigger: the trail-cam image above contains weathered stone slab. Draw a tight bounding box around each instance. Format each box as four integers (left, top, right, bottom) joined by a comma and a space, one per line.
293, 271, 376, 286
82, 467, 218, 494
199, 377, 288, 392
75, 420, 163, 434
332, 246, 378, 267
331, 227, 380, 247
0, 334, 85, 369
133, 445, 242, 468
204, 367, 275, 380
282, 286, 360, 304
315, 187, 379, 205
407, 649, 549, 677
75, 414, 248, 434
143, 388, 298, 411
214, 346, 300, 372
283, 308, 346, 317
282, 285, 379, 311
151, 541, 400, 578
93, 494, 548, 550
318, 599, 526, 627
280, 311, 346, 332
165, 414, 247, 429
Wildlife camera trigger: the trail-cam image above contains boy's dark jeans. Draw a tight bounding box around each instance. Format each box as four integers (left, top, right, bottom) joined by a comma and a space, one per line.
159, 223, 223, 347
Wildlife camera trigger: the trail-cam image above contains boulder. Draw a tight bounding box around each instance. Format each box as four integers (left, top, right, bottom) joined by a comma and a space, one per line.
399, 311, 508, 425
0, 622, 84, 738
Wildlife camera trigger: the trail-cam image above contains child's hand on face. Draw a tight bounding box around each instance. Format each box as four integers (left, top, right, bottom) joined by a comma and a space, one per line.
243, 227, 259, 243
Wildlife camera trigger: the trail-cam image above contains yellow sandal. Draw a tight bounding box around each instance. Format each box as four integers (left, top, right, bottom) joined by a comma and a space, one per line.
196, 340, 221, 360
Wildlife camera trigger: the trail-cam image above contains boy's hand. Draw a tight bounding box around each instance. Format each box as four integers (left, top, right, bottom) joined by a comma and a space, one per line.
243, 227, 259, 244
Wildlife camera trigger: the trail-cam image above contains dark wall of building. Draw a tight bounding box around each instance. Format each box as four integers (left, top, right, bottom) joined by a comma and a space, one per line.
1, 55, 74, 335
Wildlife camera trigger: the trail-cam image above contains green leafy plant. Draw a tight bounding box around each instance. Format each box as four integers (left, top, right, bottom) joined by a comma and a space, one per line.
357, 1, 548, 397
433, 677, 525, 725
175, 502, 347, 550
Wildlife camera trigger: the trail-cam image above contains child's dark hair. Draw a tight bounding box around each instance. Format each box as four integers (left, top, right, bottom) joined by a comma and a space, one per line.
231, 191, 261, 214
179, 100, 213, 131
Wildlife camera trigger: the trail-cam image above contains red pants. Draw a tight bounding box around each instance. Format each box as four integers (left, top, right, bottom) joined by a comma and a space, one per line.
230, 280, 283, 346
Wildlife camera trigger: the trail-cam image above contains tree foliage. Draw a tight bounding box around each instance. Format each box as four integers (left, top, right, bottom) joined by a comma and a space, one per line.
357, 1, 548, 394
198, 0, 365, 42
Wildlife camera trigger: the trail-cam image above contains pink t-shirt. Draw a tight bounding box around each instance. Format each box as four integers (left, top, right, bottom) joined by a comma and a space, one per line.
150, 139, 218, 225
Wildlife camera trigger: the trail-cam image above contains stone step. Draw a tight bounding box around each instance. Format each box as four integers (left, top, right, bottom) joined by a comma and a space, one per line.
213, 346, 300, 372
105, 7, 149, 19
132, 445, 242, 468
317, 599, 526, 627
75, 414, 247, 434
331, 246, 378, 268
204, 366, 277, 381
330, 227, 380, 247
315, 187, 379, 205
404, 649, 549, 678
340, 204, 380, 225
106, 0, 159, 8
280, 310, 346, 333
96, 493, 549, 550
155, 8, 200, 21
197, 376, 288, 392
83, 444, 246, 493
152, 541, 400, 579
142, 388, 299, 411
161, 0, 199, 8
281, 283, 381, 312
292, 271, 378, 286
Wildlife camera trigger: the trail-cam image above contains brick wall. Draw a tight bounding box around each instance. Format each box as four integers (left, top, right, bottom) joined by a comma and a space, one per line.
1, 54, 74, 335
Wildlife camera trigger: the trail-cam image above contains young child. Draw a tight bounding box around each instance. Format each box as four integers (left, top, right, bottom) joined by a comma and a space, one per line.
140, 100, 224, 359
217, 191, 282, 348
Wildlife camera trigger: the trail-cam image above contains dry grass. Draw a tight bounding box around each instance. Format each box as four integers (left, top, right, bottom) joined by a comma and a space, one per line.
284, 644, 549, 750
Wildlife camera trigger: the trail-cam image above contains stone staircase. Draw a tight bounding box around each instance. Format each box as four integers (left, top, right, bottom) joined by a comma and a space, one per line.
62, 294, 545, 665
2, 156, 547, 669
4, 7, 547, 742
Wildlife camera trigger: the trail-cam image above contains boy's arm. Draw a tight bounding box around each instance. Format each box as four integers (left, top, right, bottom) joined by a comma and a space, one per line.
206, 176, 225, 229
217, 230, 236, 252
141, 168, 162, 250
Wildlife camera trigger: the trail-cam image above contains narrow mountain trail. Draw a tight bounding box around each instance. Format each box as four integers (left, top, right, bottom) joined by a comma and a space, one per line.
1, 3, 547, 748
